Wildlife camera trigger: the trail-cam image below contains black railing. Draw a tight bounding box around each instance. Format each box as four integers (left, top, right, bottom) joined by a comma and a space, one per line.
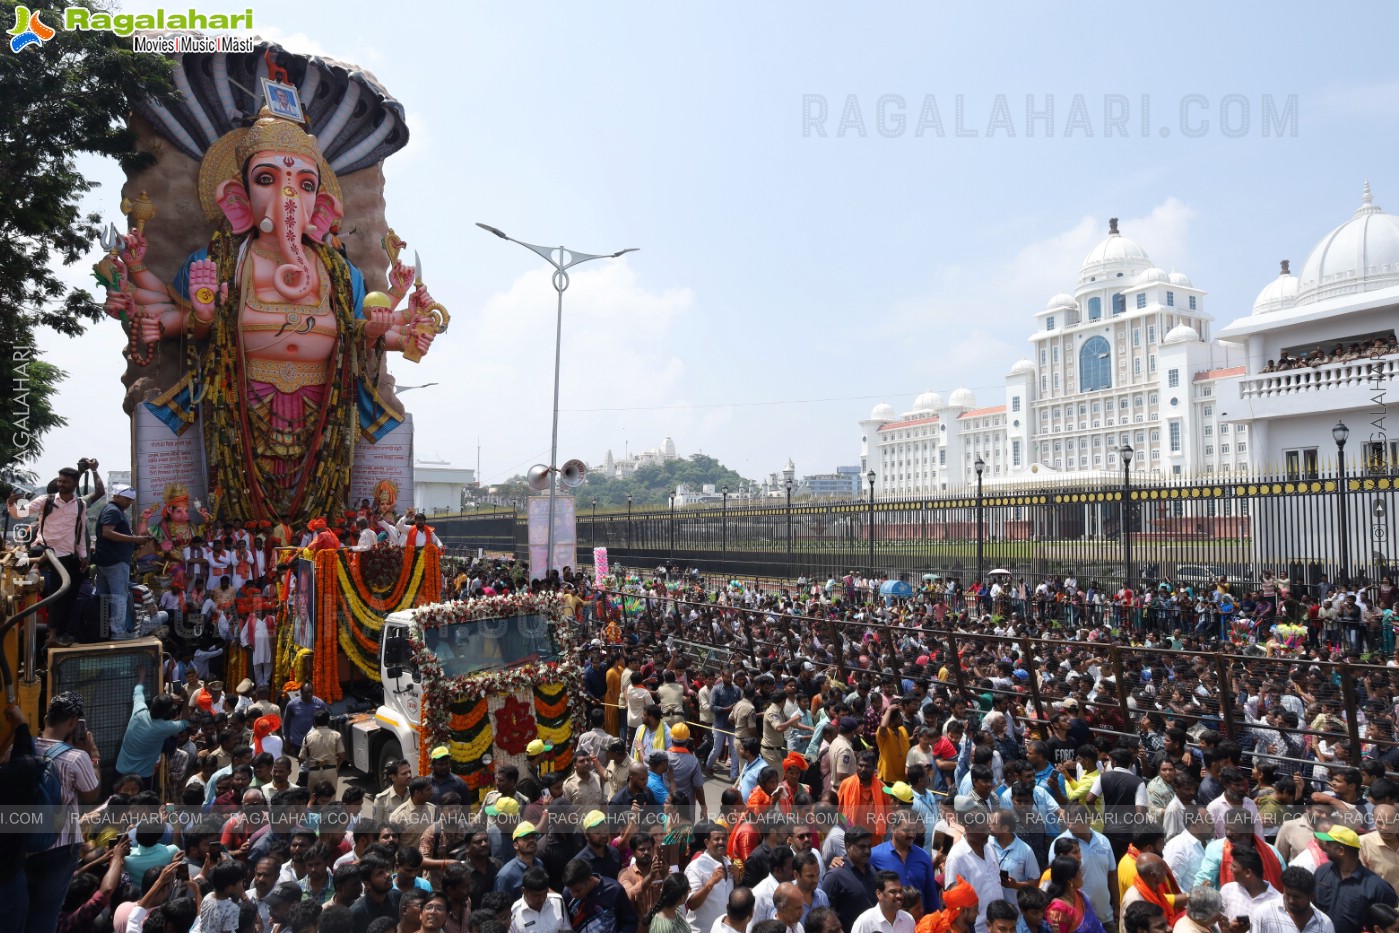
438, 465, 1399, 593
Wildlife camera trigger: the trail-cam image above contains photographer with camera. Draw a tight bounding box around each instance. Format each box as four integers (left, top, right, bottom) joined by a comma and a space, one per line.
75, 457, 106, 507
94, 484, 154, 639
7, 466, 91, 647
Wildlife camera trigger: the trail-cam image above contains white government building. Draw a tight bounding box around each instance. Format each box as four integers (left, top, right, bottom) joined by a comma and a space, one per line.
860, 184, 1399, 498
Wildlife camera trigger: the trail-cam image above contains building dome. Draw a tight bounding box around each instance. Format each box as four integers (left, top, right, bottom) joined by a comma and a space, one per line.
1135, 267, 1169, 285
1163, 323, 1200, 345
1045, 292, 1077, 310
913, 390, 944, 411
869, 403, 894, 421
1007, 358, 1036, 377
1078, 217, 1153, 288
1252, 259, 1300, 315
1296, 181, 1399, 304
948, 387, 977, 409
1168, 270, 1192, 286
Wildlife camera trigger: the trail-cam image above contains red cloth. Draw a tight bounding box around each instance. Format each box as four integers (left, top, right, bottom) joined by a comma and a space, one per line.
1219, 837, 1284, 890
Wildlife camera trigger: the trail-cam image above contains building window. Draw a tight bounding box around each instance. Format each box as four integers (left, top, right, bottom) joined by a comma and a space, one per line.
1238, 442, 1247, 452
1148, 325, 1156, 344
1111, 293, 1124, 315
1012, 440, 1022, 467
1168, 369, 1179, 388
1204, 425, 1213, 436
939, 450, 945, 465
1199, 385, 1213, 398
1041, 376, 1048, 392
1285, 448, 1319, 480
1119, 398, 1129, 410
1221, 444, 1230, 453
1134, 358, 1142, 375
1088, 297, 1102, 320
1149, 355, 1157, 373
1166, 291, 1175, 306
1080, 337, 1112, 392
1205, 445, 1214, 455
1133, 329, 1141, 347
1203, 405, 1212, 417
1012, 396, 1021, 412
1046, 315, 1055, 331
1169, 421, 1181, 452
1189, 295, 1197, 310
1053, 346, 1060, 362
1054, 373, 1060, 389
1136, 293, 1146, 309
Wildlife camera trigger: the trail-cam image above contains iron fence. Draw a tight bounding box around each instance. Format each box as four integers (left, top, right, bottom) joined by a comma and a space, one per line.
439, 466, 1399, 596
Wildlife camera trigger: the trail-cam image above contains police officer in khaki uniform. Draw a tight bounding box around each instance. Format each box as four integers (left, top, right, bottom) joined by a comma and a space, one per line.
298, 708, 345, 791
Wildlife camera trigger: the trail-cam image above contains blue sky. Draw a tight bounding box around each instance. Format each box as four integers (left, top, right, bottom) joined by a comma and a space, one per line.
28, 1, 1399, 491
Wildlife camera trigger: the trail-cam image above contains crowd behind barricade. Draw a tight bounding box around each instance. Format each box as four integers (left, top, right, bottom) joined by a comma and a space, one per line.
9, 537, 1399, 933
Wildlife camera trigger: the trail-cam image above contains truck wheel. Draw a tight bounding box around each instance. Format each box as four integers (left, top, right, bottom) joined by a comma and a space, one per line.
375, 736, 404, 792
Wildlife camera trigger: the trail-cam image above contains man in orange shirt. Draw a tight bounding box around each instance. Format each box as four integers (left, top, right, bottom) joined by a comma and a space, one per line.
840, 749, 888, 843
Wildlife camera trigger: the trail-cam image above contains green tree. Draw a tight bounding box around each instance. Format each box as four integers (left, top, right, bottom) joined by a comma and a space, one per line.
486, 453, 755, 509
0, 0, 174, 487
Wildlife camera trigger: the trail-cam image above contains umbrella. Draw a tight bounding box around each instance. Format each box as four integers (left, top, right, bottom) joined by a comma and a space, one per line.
879, 580, 913, 598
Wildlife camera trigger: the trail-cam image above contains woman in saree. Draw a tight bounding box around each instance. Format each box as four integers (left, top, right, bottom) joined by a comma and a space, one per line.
1044, 856, 1107, 933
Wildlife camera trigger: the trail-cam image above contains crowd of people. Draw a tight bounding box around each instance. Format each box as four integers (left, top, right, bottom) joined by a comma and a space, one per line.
10, 481, 1399, 933
1260, 336, 1399, 373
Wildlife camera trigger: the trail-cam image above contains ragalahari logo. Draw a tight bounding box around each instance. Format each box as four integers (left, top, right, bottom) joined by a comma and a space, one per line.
8, 5, 56, 52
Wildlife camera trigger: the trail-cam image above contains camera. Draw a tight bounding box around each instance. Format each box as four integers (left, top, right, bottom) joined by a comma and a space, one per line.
77, 458, 95, 472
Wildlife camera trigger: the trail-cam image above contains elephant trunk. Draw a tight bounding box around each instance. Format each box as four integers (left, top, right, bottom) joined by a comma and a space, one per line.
266, 194, 315, 302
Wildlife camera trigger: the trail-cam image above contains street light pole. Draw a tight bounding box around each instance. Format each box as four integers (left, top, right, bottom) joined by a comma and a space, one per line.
626, 494, 633, 550
476, 223, 637, 578
783, 460, 796, 582
974, 456, 985, 587
722, 485, 729, 557
1121, 444, 1134, 593
867, 470, 876, 577
669, 494, 675, 555
591, 498, 597, 549
1334, 420, 1351, 582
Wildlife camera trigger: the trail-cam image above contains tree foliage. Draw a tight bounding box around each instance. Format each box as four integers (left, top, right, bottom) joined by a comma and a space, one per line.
489, 454, 755, 509
0, 0, 175, 479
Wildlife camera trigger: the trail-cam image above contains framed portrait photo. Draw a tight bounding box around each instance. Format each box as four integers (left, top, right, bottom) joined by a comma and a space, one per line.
261, 78, 303, 122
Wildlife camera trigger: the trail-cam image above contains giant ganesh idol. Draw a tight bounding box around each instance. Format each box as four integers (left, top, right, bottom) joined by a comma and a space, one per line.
99, 46, 446, 528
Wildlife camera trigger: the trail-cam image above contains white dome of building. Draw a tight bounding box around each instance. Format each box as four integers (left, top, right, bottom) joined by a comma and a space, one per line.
869, 403, 894, 421
1296, 181, 1399, 304
1007, 358, 1036, 377
1163, 323, 1201, 345
948, 387, 977, 409
1078, 217, 1153, 288
1252, 259, 1300, 315
1168, 270, 1192, 286
1135, 267, 1169, 285
1045, 292, 1077, 310
913, 390, 943, 412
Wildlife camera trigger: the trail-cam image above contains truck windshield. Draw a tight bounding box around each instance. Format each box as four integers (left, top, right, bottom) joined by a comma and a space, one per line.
420, 614, 559, 678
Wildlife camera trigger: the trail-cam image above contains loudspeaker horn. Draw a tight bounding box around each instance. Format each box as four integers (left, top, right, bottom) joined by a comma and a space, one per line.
526, 464, 552, 491
560, 459, 587, 488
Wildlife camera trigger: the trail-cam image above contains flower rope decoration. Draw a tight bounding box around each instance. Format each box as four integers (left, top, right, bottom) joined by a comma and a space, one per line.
493, 695, 538, 756
408, 593, 582, 780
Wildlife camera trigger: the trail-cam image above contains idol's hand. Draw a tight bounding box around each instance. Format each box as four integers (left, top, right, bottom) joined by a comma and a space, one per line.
104, 289, 133, 321
119, 229, 147, 266
388, 258, 415, 296
189, 259, 227, 322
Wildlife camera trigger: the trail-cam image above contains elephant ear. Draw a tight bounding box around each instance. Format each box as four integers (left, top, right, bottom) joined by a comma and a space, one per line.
307, 192, 344, 240
215, 179, 253, 234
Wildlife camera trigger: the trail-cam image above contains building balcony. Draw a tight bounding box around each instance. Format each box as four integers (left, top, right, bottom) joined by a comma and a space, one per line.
1236, 355, 1399, 419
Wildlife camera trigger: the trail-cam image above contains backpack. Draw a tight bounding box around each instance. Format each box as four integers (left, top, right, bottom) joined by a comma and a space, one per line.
28, 741, 71, 852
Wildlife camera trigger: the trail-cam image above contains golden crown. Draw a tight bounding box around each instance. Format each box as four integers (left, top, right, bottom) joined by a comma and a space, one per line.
235, 113, 322, 168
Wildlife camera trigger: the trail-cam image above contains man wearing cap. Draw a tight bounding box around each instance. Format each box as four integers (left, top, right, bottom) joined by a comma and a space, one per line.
828, 716, 859, 794
665, 722, 706, 818
93, 483, 152, 638
425, 745, 469, 805
577, 810, 623, 879
1314, 825, 1396, 933
494, 820, 543, 901
525, 738, 554, 785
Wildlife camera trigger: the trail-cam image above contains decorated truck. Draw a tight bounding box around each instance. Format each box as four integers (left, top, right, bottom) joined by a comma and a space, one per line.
340, 593, 580, 799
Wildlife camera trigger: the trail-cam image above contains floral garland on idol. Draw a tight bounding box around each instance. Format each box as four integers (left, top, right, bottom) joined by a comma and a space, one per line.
310, 544, 443, 702
408, 593, 583, 798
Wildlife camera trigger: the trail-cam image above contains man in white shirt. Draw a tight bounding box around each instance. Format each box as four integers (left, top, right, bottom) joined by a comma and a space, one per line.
1162, 805, 1212, 894
510, 866, 570, 933
350, 518, 378, 551
1207, 768, 1261, 839
687, 823, 735, 933
1219, 846, 1283, 922
1253, 868, 1335, 933
712, 887, 756, 933
944, 803, 1004, 933
851, 871, 916, 933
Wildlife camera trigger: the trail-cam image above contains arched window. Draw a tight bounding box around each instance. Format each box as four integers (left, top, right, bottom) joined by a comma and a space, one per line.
1087, 297, 1102, 320
1080, 337, 1111, 391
